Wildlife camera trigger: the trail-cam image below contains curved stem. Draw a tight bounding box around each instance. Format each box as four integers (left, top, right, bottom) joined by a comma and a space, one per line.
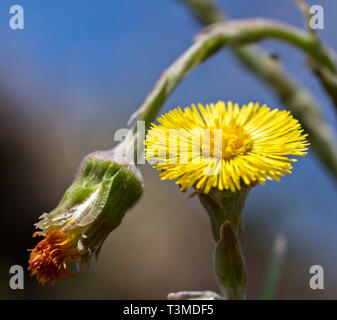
131, 18, 334, 130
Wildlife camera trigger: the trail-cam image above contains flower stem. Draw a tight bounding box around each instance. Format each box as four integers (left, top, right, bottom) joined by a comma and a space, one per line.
199, 187, 250, 300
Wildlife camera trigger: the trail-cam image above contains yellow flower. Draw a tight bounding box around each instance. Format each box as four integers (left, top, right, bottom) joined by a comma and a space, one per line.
145, 101, 308, 193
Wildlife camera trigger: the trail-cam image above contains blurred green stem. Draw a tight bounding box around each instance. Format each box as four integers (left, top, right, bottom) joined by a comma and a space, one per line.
179, 0, 337, 181
294, 0, 337, 114
259, 234, 287, 300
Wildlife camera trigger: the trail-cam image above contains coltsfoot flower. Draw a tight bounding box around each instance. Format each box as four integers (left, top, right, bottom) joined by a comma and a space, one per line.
28, 149, 143, 285
145, 101, 308, 193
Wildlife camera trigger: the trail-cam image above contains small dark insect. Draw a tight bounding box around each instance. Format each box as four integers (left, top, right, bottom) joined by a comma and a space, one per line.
269, 53, 280, 61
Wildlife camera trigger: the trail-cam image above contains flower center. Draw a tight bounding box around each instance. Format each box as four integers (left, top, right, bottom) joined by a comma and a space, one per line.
207, 122, 252, 160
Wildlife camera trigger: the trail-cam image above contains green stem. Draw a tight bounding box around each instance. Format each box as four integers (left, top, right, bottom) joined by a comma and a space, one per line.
179, 0, 337, 181
199, 187, 249, 242
259, 234, 287, 300
131, 18, 335, 130
310, 59, 337, 112
199, 187, 250, 300
294, 0, 337, 113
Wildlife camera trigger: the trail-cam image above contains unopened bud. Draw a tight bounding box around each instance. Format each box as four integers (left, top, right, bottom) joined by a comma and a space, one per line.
28, 149, 143, 285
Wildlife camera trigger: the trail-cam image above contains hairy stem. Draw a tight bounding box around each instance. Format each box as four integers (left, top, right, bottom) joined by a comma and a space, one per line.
199, 187, 250, 299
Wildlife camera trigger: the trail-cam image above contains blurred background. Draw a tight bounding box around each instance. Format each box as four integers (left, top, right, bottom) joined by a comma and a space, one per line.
0, 0, 336, 299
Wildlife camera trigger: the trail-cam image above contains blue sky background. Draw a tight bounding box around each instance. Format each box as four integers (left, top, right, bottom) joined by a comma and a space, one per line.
0, 0, 336, 298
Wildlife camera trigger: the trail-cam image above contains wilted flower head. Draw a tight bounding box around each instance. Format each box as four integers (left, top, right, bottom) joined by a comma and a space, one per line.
145, 101, 308, 193
28, 149, 143, 285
